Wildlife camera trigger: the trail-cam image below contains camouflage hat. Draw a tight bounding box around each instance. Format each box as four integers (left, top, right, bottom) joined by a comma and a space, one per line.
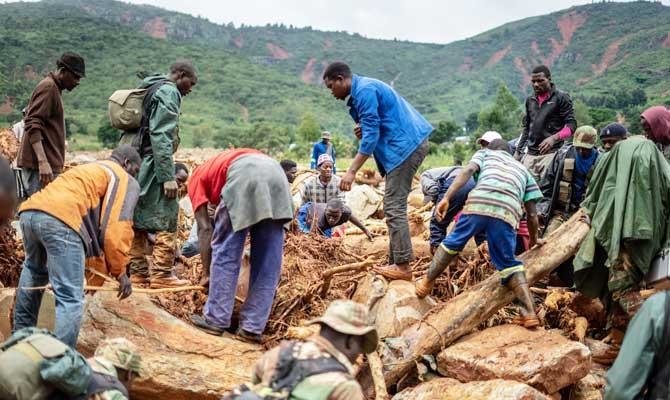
573, 125, 597, 149
95, 338, 142, 376
308, 300, 379, 354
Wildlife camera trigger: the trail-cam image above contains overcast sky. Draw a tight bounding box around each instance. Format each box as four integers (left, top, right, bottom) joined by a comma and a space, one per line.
116, 0, 670, 44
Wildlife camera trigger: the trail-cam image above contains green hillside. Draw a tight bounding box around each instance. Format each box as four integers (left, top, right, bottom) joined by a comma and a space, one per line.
1, 0, 669, 152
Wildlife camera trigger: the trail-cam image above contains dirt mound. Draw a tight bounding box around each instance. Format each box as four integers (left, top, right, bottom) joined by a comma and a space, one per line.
0, 225, 23, 288
0, 128, 19, 164
485, 44, 512, 68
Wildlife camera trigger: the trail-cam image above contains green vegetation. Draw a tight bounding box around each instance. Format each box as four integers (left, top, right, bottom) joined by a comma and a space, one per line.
1, 0, 669, 153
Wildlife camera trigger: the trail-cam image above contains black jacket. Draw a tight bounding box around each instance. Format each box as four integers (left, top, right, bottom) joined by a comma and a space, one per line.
519, 85, 577, 156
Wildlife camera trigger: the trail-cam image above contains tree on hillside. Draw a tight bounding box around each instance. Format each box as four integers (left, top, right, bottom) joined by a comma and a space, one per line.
431, 120, 463, 144
475, 84, 522, 139
573, 99, 593, 126
97, 119, 120, 149
296, 112, 322, 144
465, 112, 479, 134
214, 123, 290, 156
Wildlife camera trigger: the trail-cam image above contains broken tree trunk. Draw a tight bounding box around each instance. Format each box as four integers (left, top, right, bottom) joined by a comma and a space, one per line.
366, 210, 590, 389
78, 290, 263, 400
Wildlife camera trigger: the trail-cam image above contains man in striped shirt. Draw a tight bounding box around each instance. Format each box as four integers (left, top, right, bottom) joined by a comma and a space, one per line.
415, 139, 543, 328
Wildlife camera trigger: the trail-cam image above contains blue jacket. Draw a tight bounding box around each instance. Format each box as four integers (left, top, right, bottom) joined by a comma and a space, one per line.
347, 75, 433, 176
310, 141, 336, 173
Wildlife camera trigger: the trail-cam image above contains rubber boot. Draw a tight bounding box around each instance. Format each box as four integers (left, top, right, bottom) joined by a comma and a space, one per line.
506, 271, 540, 329
416, 246, 452, 298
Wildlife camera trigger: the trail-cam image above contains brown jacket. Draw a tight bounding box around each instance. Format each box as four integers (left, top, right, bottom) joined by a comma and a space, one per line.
17, 72, 66, 172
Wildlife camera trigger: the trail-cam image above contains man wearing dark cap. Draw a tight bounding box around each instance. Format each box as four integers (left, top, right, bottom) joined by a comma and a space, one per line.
600, 123, 628, 152
16, 52, 85, 197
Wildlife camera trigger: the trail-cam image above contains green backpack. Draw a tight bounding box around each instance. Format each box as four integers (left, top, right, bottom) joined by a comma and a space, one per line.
108, 88, 149, 131
0, 328, 91, 400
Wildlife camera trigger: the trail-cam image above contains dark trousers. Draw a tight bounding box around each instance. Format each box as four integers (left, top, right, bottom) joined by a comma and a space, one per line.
203, 205, 285, 335
384, 140, 429, 265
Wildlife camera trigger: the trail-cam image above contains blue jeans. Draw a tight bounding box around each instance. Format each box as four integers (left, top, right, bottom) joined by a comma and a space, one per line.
20, 168, 59, 198
442, 214, 522, 275
13, 211, 86, 347
204, 205, 285, 335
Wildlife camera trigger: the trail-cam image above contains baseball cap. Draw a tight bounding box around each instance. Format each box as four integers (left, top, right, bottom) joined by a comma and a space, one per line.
599, 123, 628, 139
573, 126, 597, 149
477, 131, 502, 145
321, 131, 332, 139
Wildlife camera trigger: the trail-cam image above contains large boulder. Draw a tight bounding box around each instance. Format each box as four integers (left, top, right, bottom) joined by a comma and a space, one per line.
392, 378, 551, 400
574, 363, 607, 400
0, 289, 55, 340
78, 290, 263, 400
436, 324, 591, 394
369, 279, 436, 338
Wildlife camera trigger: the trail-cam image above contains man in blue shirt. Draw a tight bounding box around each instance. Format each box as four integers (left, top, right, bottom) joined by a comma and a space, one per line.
323, 62, 432, 281
310, 131, 336, 173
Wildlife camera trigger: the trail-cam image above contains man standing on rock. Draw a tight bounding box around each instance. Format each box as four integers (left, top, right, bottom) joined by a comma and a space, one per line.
128, 61, 197, 288
17, 52, 85, 197
13, 145, 141, 347
311, 131, 337, 173
224, 300, 377, 400
415, 139, 543, 329
187, 149, 293, 343
323, 61, 432, 281
515, 65, 576, 182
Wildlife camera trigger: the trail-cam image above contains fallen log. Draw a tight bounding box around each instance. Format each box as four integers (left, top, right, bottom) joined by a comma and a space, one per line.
366, 210, 590, 389
78, 290, 263, 400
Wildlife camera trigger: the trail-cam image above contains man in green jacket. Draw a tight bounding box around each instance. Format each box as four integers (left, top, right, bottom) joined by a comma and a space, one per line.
128, 61, 198, 287
604, 291, 670, 400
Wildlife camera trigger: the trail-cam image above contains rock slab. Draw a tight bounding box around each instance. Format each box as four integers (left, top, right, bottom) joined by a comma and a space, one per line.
370, 279, 436, 339
392, 378, 551, 400
78, 290, 263, 400
437, 324, 591, 394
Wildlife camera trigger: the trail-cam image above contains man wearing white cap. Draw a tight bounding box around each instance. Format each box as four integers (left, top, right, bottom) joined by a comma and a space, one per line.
477, 131, 503, 149
301, 153, 343, 205
311, 131, 336, 173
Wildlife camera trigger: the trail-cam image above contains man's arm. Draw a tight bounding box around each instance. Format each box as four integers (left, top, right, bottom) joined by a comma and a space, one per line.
559, 93, 577, 136
195, 205, 214, 284
149, 86, 180, 199
24, 84, 57, 184
436, 163, 479, 221
341, 89, 380, 191
348, 214, 373, 240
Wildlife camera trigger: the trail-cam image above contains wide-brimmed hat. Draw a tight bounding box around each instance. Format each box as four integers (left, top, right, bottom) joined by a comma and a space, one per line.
573, 125, 597, 149
58, 52, 86, 78
477, 131, 502, 145
308, 300, 378, 354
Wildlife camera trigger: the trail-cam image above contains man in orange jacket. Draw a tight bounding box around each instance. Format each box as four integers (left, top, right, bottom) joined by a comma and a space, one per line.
13, 145, 141, 347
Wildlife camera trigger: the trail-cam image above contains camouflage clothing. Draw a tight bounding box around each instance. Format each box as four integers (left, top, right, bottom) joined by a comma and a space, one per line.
88, 358, 127, 400
252, 335, 364, 400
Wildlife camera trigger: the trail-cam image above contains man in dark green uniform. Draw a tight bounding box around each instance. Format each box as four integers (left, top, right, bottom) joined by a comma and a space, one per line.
129, 61, 198, 286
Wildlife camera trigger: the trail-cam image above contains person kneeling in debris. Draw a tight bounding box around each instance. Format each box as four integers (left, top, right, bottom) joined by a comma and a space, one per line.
538, 126, 599, 235
604, 290, 670, 400
296, 198, 373, 240
223, 300, 377, 400
188, 149, 293, 342
0, 328, 141, 400
13, 145, 140, 348
415, 139, 543, 328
